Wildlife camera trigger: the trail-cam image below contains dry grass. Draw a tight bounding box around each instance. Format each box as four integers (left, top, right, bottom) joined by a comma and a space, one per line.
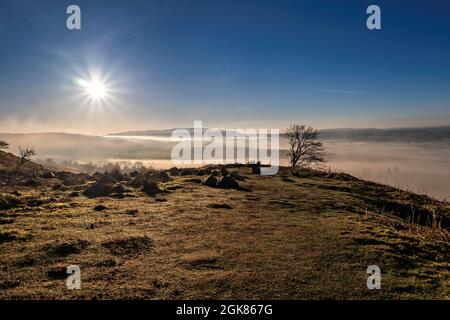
0, 164, 449, 299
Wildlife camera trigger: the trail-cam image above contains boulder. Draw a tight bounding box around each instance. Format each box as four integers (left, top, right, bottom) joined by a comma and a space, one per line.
196, 167, 212, 176
217, 176, 239, 189
202, 175, 218, 187
27, 198, 44, 207
0, 194, 22, 210
111, 183, 128, 194
41, 171, 55, 179
153, 171, 171, 182
130, 174, 145, 188
82, 182, 113, 198
219, 167, 229, 176
142, 179, 162, 196
130, 170, 139, 178
230, 172, 246, 181
97, 175, 117, 185
55, 171, 71, 180
210, 170, 220, 177
94, 205, 107, 211
250, 163, 261, 174
63, 173, 89, 186
169, 167, 180, 176
22, 179, 40, 187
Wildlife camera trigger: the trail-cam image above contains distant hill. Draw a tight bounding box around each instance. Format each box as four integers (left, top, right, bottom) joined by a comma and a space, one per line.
0, 132, 172, 161
318, 126, 450, 143
110, 126, 450, 143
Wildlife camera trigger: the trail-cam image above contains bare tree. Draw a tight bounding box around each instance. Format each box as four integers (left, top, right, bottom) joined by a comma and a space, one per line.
0, 140, 9, 150
285, 124, 325, 169
17, 147, 36, 169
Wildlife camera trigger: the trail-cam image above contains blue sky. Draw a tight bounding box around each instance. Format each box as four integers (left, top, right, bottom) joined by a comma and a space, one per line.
0, 0, 449, 133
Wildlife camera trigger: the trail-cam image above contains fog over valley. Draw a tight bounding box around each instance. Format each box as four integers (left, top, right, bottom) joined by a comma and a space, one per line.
1, 126, 449, 200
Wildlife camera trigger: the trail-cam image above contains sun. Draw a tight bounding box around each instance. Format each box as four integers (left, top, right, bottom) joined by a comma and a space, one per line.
73, 73, 115, 106
86, 80, 106, 99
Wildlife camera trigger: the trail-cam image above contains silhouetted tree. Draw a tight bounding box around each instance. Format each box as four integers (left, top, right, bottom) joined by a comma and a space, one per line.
285, 124, 325, 169
17, 147, 36, 169
0, 140, 9, 150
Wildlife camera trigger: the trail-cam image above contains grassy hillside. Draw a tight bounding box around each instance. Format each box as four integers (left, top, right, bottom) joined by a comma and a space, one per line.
0, 152, 449, 299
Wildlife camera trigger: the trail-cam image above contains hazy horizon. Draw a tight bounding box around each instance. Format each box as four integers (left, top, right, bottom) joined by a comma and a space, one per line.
1, 119, 450, 136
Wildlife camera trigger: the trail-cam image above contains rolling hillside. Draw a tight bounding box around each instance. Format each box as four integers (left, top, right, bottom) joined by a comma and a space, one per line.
0, 152, 449, 299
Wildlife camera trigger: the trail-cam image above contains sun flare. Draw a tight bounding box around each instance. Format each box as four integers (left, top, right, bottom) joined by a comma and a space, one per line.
86, 80, 106, 99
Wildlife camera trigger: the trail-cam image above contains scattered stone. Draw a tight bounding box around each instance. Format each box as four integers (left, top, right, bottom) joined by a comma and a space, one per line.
142, 179, 162, 196
130, 174, 146, 188
94, 204, 107, 211
169, 167, 180, 176
69, 191, 79, 197
92, 172, 103, 180
63, 174, 89, 186
208, 203, 233, 209
54, 171, 71, 180
196, 167, 212, 176
97, 175, 117, 185
153, 171, 171, 182
166, 185, 183, 191
52, 184, 63, 191
101, 236, 153, 256
70, 184, 88, 192
62, 178, 79, 187
46, 240, 89, 257
82, 182, 113, 198
202, 175, 218, 187
250, 163, 261, 174
22, 179, 40, 187
217, 176, 239, 189
130, 170, 139, 178
47, 266, 67, 280
41, 171, 55, 179
111, 183, 129, 194
230, 172, 246, 181
124, 209, 139, 215
210, 170, 220, 177
0, 194, 22, 210
219, 167, 229, 176
27, 197, 44, 207
96, 259, 116, 267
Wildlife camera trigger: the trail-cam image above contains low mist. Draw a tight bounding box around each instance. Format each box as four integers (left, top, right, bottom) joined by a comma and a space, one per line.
1, 129, 449, 201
